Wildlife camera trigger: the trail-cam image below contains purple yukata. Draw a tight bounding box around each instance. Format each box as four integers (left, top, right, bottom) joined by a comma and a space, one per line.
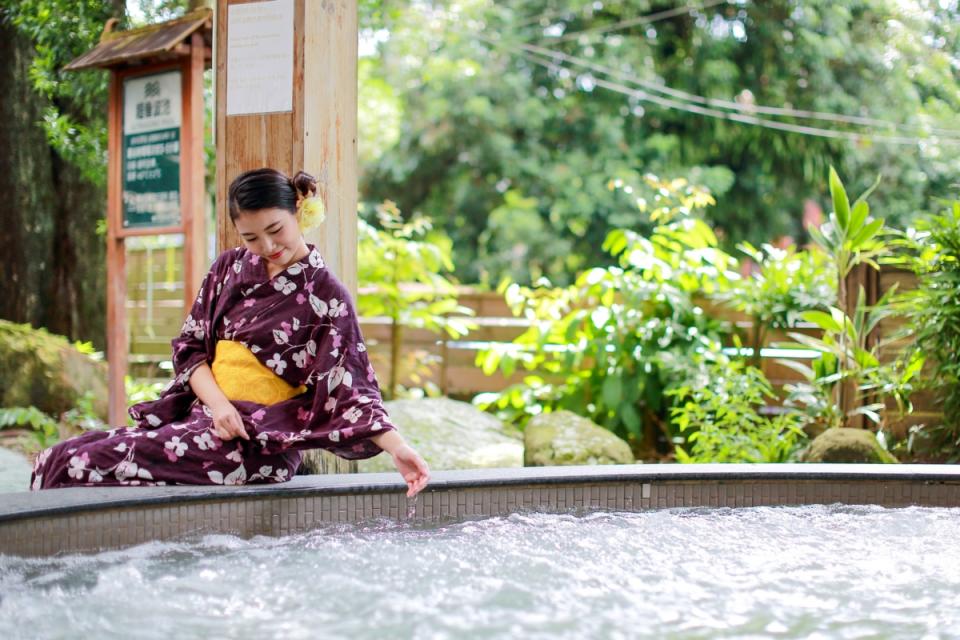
31, 245, 395, 489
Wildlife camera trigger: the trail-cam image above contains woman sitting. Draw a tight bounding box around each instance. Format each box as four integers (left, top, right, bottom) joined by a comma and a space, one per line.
31, 168, 430, 497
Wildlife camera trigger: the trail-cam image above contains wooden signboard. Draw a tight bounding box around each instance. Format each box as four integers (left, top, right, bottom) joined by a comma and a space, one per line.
67, 12, 212, 425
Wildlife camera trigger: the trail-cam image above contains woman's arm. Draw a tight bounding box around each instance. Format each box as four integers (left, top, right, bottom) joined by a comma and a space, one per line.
371, 430, 430, 497
188, 363, 249, 441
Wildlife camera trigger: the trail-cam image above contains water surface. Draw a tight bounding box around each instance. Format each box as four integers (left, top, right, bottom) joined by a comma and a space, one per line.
1, 505, 957, 639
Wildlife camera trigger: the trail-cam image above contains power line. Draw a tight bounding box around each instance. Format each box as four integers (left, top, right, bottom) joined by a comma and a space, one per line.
509, 44, 960, 146
546, 0, 731, 43
515, 40, 960, 137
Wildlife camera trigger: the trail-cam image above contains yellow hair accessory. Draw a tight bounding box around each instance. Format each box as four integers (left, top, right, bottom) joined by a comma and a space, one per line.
297, 195, 326, 232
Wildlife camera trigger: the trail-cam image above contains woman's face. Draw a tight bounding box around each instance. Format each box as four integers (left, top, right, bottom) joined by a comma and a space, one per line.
234, 207, 307, 270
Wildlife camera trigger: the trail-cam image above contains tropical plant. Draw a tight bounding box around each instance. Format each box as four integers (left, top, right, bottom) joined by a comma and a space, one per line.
668, 358, 807, 463
780, 168, 920, 434
357, 201, 475, 398
898, 201, 960, 457
475, 176, 738, 457
722, 242, 836, 367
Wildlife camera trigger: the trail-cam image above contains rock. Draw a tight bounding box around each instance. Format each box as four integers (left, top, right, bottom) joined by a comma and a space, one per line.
524, 410, 634, 466
356, 397, 523, 472
0, 321, 108, 420
802, 427, 899, 463
0, 447, 32, 493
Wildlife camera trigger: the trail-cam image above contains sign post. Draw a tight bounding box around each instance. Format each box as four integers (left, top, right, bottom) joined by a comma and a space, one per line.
67, 11, 212, 425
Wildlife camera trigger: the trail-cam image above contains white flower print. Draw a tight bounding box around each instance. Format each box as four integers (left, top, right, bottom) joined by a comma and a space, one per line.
324, 397, 337, 412
329, 298, 347, 317
292, 350, 309, 369
357, 342, 367, 353
193, 431, 216, 451
273, 329, 290, 345
145, 413, 162, 427
224, 464, 247, 485
259, 465, 274, 476
292, 317, 301, 331
306, 340, 317, 356
371, 421, 383, 431
89, 470, 103, 483
309, 294, 328, 317
233, 260, 242, 273
326, 366, 352, 392
309, 249, 324, 268
226, 447, 244, 463
35, 448, 51, 468
67, 455, 86, 480
343, 407, 363, 424
266, 353, 287, 375
251, 344, 262, 354
113, 442, 128, 453
276, 468, 289, 481
273, 276, 297, 295
164, 436, 188, 458
329, 430, 340, 443
287, 263, 303, 276
115, 460, 139, 482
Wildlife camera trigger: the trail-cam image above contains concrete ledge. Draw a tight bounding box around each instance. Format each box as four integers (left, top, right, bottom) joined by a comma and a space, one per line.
2, 464, 959, 557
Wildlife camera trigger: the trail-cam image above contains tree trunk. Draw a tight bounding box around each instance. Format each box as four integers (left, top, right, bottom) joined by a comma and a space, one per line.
0, 20, 57, 332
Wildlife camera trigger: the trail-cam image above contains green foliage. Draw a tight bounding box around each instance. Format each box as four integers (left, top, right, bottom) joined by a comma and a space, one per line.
722, 242, 836, 366
668, 359, 807, 463
899, 201, 960, 454
780, 168, 919, 433
475, 177, 738, 453
361, 0, 960, 286
0, 405, 60, 450
0, 0, 121, 185
357, 202, 476, 397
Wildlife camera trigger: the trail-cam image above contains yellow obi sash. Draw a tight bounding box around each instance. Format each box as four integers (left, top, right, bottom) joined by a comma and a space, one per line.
211, 340, 307, 405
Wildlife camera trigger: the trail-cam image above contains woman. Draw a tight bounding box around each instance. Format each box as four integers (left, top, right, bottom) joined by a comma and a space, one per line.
31, 168, 430, 497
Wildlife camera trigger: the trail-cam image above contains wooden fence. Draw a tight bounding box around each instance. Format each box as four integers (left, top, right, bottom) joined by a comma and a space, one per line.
126, 246, 938, 437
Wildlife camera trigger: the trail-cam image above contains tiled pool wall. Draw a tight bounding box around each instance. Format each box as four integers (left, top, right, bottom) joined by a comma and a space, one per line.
2, 464, 959, 557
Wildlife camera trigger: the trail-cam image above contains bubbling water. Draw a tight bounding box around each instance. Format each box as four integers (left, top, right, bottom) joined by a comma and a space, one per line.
1, 504, 959, 639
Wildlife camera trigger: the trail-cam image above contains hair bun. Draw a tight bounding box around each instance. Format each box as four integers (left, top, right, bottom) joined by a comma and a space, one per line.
292, 171, 318, 198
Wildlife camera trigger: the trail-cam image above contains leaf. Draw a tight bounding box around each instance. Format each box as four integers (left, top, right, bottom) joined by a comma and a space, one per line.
829, 167, 851, 233
602, 375, 623, 408
850, 218, 884, 247
849, 200, 869, 234
620, 402, 641, 435
802, 310, 842, 332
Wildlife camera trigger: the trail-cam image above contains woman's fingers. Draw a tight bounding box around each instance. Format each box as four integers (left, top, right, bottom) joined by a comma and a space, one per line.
230, 414, 250, 440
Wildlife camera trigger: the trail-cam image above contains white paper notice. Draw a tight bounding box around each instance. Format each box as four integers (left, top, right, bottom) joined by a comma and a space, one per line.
227, 0, 294, 115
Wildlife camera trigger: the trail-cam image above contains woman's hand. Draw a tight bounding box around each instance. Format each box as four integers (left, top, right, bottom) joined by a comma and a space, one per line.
390, 443, 430, 498
210, 401, 250, 442
370, 430, 430, 497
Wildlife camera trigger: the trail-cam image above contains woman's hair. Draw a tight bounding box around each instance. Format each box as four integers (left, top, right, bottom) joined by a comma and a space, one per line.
227, 168, 318, 220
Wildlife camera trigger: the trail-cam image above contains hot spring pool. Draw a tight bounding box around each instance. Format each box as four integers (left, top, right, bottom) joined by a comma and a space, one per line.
2, 504, 958, 639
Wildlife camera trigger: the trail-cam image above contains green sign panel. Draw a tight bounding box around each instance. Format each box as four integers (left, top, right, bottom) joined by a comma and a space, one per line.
122, 71, 182, 229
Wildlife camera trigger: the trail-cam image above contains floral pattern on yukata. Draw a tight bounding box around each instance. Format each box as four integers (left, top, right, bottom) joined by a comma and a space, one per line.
31, 245, 396, 490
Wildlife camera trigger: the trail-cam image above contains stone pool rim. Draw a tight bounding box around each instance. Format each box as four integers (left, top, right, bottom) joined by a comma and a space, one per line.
3, 463, 959, 524
3, 463, 959, 557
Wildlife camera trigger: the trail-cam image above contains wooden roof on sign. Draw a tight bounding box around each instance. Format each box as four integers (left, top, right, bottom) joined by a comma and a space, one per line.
64, 8, 213, 71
